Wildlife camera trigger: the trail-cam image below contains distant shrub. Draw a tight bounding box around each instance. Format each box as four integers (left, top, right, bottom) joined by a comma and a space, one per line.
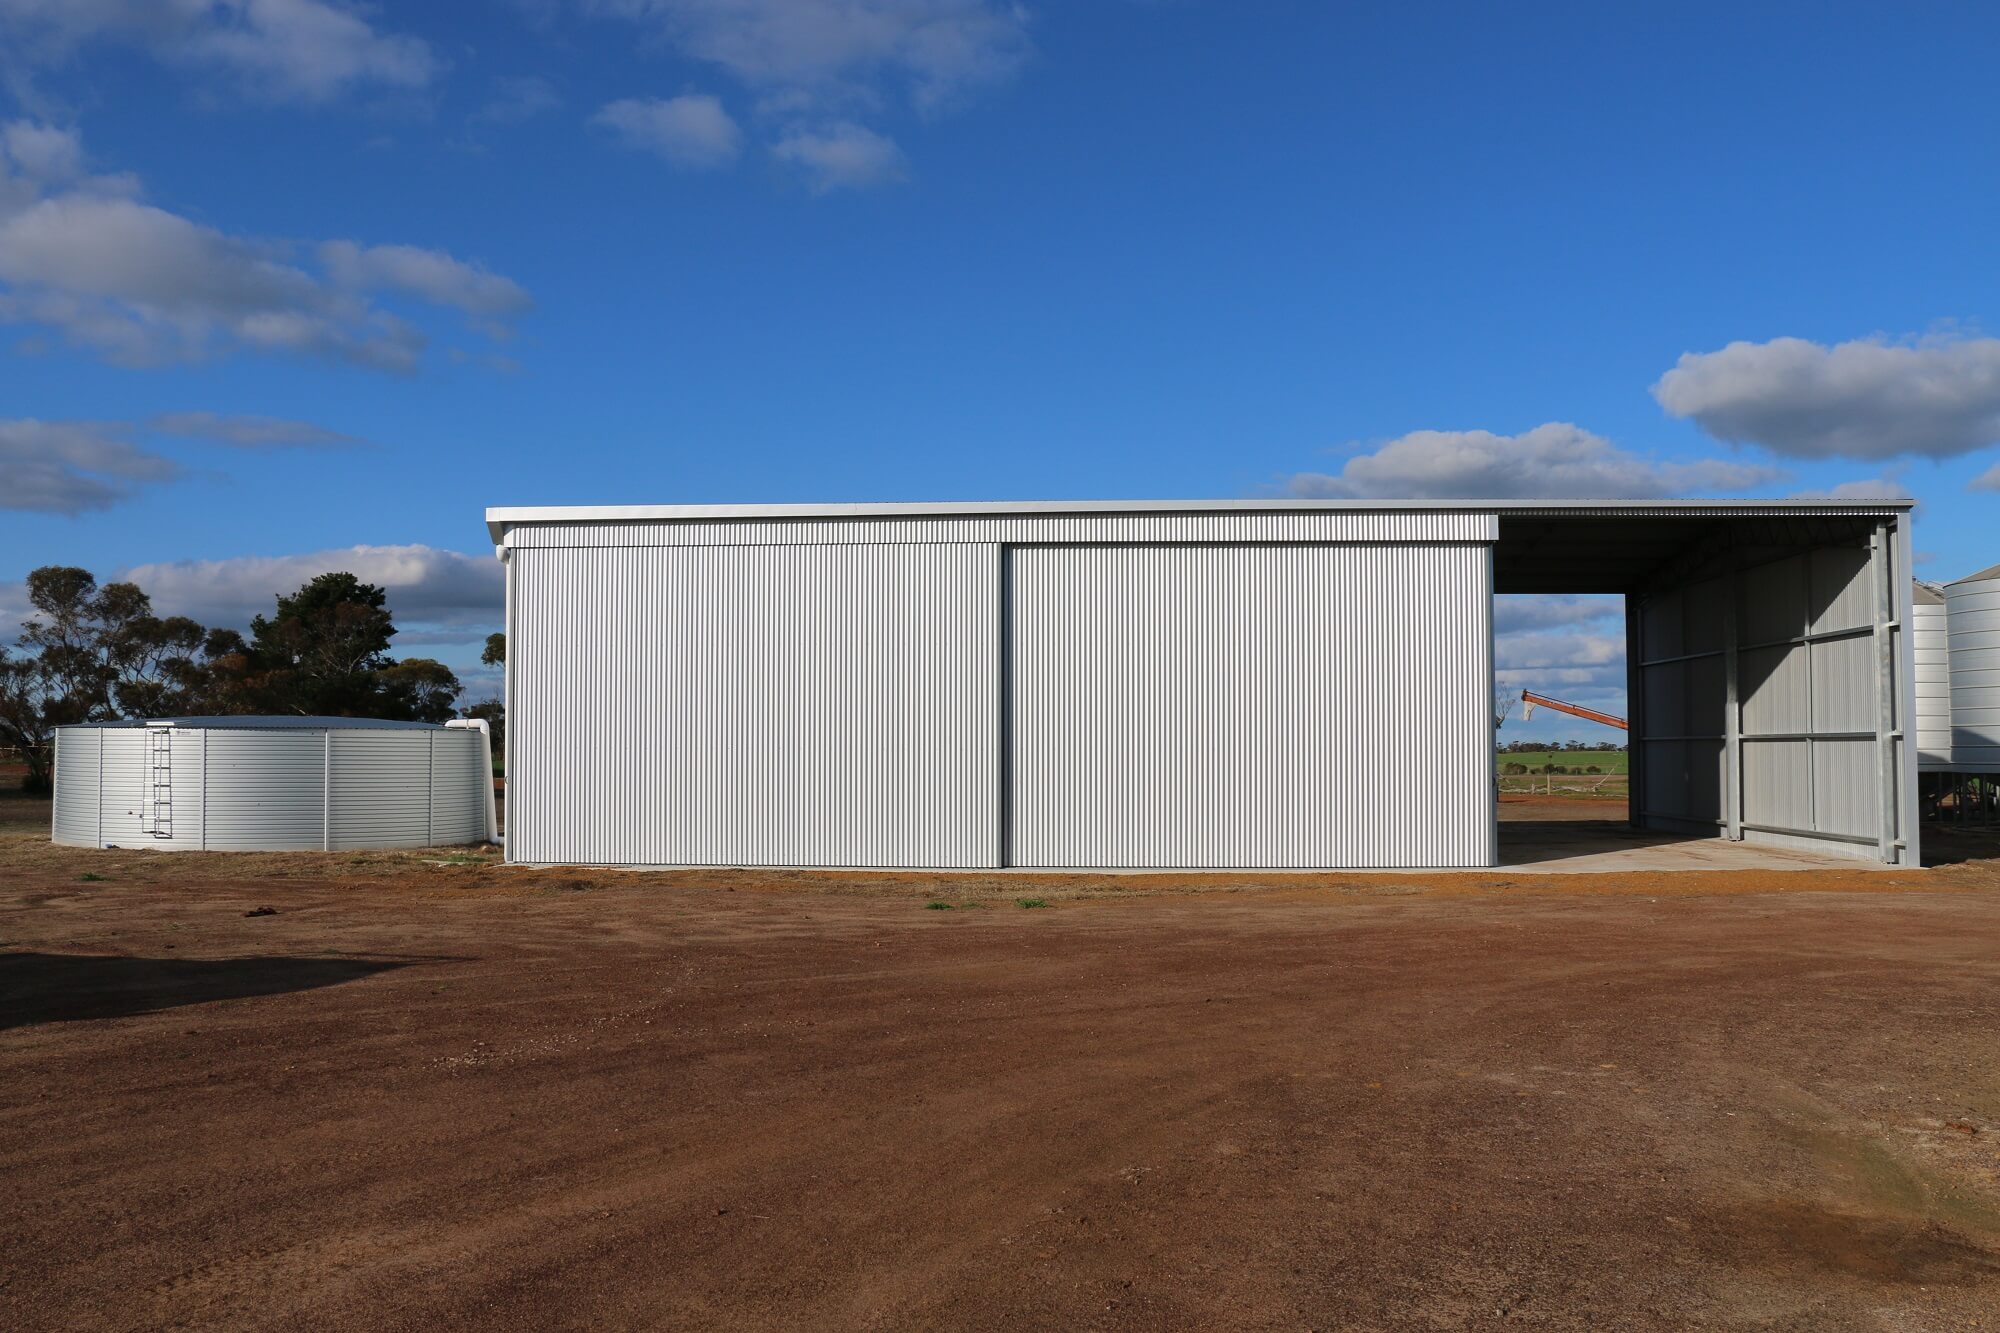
1502, 762, 1528, 775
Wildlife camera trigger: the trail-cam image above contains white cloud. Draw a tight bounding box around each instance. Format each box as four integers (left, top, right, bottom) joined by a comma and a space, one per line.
119, 544, 503, 633
1, 118, 81, 180
772, 120, 905, 191
0, 417, 180, 514
1787, 476, 1914, 501
1973, 461, 2000, 493
595, 94, 742, 168
0, 0, 438, 103
319, 241, 534, 318
1283, 423, 1784, 500
0, 121, 529, 369
580, 1, 1029, 187
1653, 334, 2000, 460
1496, 630, 1626, 672
1493, 593, 1622, 636
148, 411, 364, 448
583, 0, 1030, 110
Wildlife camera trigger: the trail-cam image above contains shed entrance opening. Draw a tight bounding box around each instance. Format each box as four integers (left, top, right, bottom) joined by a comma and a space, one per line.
1492, 510, 1915, 868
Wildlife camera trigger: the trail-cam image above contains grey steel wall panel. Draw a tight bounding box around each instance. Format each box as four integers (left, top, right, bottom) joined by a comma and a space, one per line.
328, 732, 432, 849
1743, 739, 1810, 829
1808, 547, 1872, 635
1642, 591, 1685, 659
504, 510, 1497, 550
1947, 575, 2000, 772
1642, 660, 1688, 735
1683, 575, 1730, 655
1643, 741, 1689, 818
1638, 529, 1907, 859
1740, 555, 1807, 644
510, 542, 1002, 867
1810, 635, 1875, 734
1740, 644, 1809, 735
1812, 737, 1878, 838
1007, 542, 1493, 869
1914, 597, 1953, 769
51, 728, 98, 846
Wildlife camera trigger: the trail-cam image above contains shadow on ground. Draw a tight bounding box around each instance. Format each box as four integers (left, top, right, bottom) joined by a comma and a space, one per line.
0, 952, 413, 1029
1497, 819, 1704, 866
1922, 822, 2000, 868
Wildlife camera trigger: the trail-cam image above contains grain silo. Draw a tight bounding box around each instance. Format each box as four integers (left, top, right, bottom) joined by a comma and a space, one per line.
51, 717, 498, 851
1945, 562, 2000, 773
1914, 581, 1953, 771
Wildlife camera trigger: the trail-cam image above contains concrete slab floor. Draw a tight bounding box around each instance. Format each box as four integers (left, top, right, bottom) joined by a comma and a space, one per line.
1495, 820, 1883, 874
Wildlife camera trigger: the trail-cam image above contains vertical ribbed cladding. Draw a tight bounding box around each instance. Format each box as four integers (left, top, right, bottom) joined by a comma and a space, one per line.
1913, 584, 1952, 770
1007, 543, 1493, 868
510, 542, 1002, 866
1651, 542, 1893, 853
1946, 564, 2000, 772
430, 730, 488, 844
202, 731, 329, 850
51, 728, 99, 846
327, 732, 431, 849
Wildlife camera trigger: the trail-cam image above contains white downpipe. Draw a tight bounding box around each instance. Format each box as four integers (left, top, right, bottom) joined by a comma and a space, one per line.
447, 718, 502, 845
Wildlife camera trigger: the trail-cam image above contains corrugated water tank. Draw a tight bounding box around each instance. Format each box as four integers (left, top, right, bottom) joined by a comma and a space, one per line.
51, 716, 497, 851
1946, 563, 2000, 773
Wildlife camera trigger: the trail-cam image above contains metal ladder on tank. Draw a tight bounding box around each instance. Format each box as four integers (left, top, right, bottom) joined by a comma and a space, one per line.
143, 725, 173, 840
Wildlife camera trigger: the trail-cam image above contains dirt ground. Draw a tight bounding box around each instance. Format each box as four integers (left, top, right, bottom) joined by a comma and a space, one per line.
6, 791, 2000, 1331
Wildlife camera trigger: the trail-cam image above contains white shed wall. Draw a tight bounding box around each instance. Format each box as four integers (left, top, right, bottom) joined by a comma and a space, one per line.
509, 542, 1003, 867
1008, 542, 1493, 868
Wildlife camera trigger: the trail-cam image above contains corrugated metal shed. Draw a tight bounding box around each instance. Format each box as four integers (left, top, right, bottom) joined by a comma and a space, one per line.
490, 497, 1917, 870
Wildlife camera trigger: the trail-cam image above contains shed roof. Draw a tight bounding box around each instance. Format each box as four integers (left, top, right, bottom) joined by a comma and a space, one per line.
486, 496, 1914, 543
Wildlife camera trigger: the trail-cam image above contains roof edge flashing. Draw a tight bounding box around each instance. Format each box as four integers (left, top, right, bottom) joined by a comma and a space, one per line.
484, 496, 1914, 545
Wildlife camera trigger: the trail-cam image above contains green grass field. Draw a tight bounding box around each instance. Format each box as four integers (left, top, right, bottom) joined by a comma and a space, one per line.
1497, 750, 1629, 774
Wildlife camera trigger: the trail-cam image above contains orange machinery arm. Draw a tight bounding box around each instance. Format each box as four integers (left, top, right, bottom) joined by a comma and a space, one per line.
1519, 690, 1628, 731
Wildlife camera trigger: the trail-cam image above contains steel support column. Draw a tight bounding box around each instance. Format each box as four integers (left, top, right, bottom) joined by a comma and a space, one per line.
1872, 522, 1898, 863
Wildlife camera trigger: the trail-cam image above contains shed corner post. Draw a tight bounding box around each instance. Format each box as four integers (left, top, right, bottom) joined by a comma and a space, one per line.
1625, 597, 1647, 831
501, 541, 516, 864
1890, 514, 1921, 866
1482, 537, 1499, 868
1871, 519, 1899, 864
1723, 561, 1742, 841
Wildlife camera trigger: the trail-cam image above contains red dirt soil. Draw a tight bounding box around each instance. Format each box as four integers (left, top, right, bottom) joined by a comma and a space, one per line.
5, 793, 2000, 1330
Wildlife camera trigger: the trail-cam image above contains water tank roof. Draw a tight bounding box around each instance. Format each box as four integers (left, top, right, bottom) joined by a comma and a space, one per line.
1916, 581, 1947, 604
68, 715, 447, 731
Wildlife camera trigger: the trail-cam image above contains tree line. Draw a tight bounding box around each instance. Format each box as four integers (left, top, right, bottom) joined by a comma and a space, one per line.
0, 565, 503, 792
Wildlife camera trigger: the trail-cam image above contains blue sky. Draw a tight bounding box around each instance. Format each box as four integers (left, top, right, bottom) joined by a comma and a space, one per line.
4, 1, 1998, 739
